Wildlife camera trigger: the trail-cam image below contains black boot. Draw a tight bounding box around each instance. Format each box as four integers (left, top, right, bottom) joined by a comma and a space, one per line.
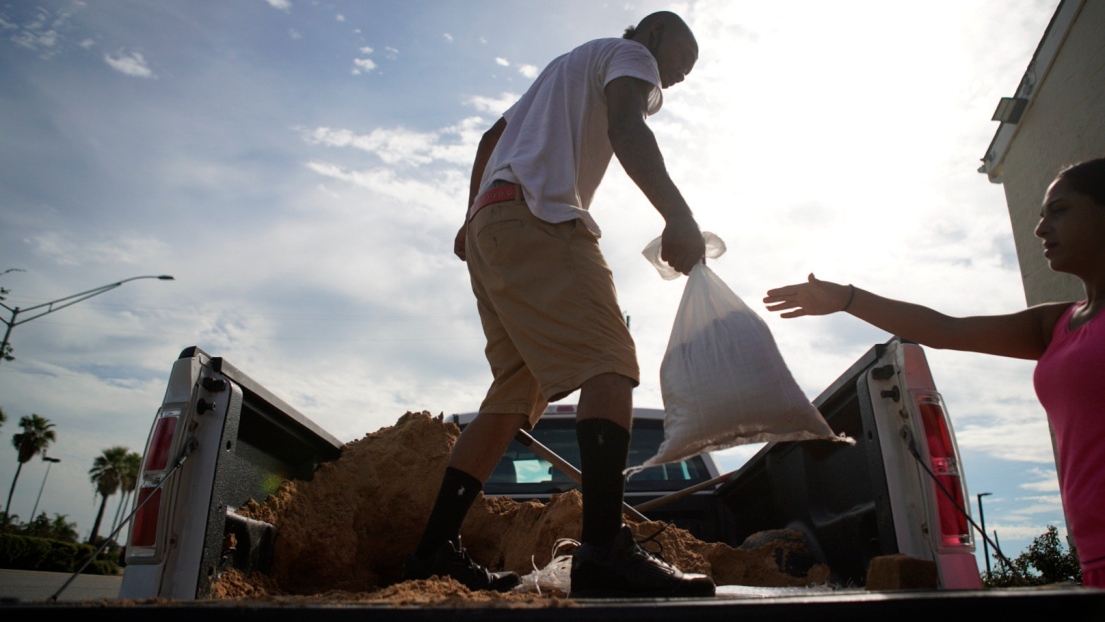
570, 525, 715, 598
404, 537, 521, 592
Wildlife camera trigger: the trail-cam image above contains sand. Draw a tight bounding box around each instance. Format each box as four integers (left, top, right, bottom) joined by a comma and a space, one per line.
217, 411, 831, 603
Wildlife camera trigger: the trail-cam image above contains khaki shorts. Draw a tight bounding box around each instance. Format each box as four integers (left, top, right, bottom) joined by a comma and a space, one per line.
466, 199, 639, 428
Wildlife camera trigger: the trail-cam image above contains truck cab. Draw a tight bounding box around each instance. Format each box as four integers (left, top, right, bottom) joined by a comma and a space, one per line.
450, 405, 732, 542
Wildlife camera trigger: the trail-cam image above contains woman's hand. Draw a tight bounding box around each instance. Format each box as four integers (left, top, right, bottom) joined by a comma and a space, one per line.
764, 273, 853, 318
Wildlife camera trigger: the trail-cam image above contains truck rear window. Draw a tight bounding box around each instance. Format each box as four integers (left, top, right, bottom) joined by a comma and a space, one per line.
478, 418, 712, 495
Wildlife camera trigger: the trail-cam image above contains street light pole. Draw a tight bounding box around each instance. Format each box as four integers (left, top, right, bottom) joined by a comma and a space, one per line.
977, 492, 993, 575
0, 274, 174, 367
30, 455, 62, 520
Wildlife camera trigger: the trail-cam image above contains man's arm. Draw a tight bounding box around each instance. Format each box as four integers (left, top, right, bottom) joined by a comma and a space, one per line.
456, 117, 507, 261
605, 76, 703, 275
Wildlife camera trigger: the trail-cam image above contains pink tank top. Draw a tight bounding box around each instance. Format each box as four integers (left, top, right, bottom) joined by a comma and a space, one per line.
1033, 302, 1105, 571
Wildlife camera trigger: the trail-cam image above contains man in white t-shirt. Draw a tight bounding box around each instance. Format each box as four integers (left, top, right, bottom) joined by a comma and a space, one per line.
405, 11, 714, 599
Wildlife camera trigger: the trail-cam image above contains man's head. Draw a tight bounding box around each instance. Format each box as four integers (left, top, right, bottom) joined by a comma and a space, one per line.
623, 11, 698, 89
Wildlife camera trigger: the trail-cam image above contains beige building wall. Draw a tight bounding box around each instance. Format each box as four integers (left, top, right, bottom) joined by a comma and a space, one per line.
981, 0, 1105, 306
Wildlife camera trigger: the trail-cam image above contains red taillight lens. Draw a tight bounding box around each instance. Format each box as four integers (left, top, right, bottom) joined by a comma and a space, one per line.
131, 486, 162, 547
915, 392, 970, 547
145, 415, 179, 471
129, 409, 180, 554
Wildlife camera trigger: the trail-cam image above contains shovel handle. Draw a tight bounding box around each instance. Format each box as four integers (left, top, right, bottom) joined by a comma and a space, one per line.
515, 430, 650, 523
632, 470, 736, 513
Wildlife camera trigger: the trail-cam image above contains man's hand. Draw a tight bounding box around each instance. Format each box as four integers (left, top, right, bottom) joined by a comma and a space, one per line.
660, 211, 705, 275
763, 273, 851, 318
454, 222, 468, 261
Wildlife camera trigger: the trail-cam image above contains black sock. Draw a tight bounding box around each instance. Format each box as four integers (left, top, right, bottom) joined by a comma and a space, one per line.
415, 467, 482, 558
576, 417, 631, 546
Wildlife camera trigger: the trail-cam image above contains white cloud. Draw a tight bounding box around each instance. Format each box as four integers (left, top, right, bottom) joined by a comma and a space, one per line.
336, 14, 346, 23
352, 57, 377, 74
518, 64, 538, 78
360, 46, 373, 54
266, 0, 292, 11
301, 120, 482, 168
103, 50, 155, 78
289, 28, 302, 40
316, 183, 342, 199
28, 232, 171, 266
1020, 467, 1060, 492
495, 57, 509, 67
466, 93, 520, 115
303, 162, 459, 212
1, 2, 82, 59
11, 26, 59, 54
443, 33, 453, 43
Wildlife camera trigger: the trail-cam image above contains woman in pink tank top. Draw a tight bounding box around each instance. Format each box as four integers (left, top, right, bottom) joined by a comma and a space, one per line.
763, 157, 1105, 588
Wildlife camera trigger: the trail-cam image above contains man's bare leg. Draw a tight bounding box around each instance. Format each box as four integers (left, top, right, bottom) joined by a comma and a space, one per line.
576, 372, 633, 428
448, 412, 530, 482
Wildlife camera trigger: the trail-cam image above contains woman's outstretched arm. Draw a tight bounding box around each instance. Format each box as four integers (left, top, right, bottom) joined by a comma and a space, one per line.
763, 273, 1070, 361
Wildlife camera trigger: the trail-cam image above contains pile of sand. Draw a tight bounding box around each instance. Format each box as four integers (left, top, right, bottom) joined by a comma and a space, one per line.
218, 411, 829, 602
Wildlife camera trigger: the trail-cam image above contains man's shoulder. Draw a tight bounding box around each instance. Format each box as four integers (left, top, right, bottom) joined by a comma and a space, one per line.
565, 37, 656, 71
573, 37, 646, 53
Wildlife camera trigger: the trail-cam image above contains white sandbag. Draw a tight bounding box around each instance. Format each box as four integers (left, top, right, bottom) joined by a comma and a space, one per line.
634, 233, 853, 472
515, 538, 577, 594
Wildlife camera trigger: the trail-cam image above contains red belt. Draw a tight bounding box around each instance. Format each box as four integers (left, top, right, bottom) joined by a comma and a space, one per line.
469, 183, 522, 220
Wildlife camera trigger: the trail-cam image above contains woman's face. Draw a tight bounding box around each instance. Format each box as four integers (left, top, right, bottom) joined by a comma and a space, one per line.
1035, 176, 1105, 275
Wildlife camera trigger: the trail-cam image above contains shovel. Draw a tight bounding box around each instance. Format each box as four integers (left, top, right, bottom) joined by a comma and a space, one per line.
632, 470, 737, 512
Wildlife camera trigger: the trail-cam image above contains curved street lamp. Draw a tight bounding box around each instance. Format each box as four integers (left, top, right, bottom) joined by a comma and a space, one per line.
0, 274, 175, 366
30, 455, 62, 520
977, 492, 993, 575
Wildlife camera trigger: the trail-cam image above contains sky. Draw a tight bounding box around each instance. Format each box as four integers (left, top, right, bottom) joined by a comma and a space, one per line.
0, 0, 1069, 577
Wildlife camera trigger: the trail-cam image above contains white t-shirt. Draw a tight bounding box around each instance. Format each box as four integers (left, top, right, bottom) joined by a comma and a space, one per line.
477, 38, 663, 237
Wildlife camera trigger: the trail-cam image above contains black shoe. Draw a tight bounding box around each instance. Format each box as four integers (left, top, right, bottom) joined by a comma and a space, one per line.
569, 526, 715, 598
403, 539, 521, 592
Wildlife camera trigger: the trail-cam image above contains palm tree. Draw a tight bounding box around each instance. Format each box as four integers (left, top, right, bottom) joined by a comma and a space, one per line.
88, 446, 129, 543
50, 513, 79, 542
109, 451, 142, 536
5, 413, 56, 521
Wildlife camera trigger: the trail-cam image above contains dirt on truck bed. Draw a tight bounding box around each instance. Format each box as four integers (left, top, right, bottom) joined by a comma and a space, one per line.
221, 410, 831, 604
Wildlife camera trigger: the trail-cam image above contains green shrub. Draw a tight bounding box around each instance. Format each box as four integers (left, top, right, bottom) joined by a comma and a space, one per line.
43, 539, 83, 573
85, 558, 122, 576
0, 533, 51, 570
0, 533, 28, 567
0, 533, 119, 574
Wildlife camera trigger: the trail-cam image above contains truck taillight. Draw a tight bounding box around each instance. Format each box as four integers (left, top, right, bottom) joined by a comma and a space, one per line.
131, 486, 162, 547
913, 391, 971, 547
127, 408, 181, 558
145, 414, 179, 471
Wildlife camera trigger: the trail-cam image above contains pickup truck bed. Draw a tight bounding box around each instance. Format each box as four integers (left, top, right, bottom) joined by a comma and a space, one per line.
16, 340, 1097, 617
